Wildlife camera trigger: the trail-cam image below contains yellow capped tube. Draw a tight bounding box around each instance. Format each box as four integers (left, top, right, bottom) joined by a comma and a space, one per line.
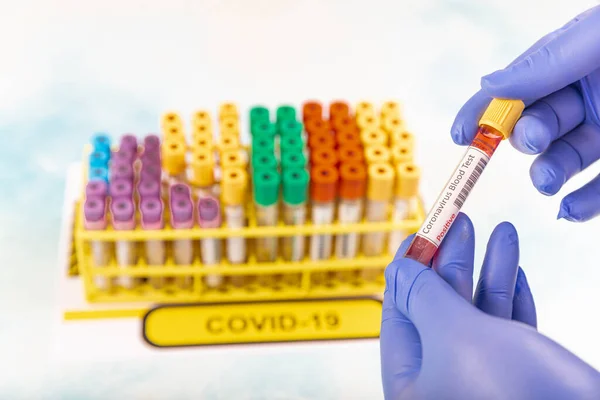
355, 101, 375, 117
363, 163, 394, 280
220, 116, 240, 138
356, 113, 380, 132
162, 111, 183, 129
189, 148, 214, 188
191, 135, 213, 153
391, 144, 413, 165
382, 114, 404, 135
380, 100, 401, 120
218, 134, 240, 154
221, 149, 247, 170
365, 145, 391, 165
361, 128, 388, 148
391, 130, 415, 148
219, 102, 239, 121
161, 139, 187, 178
388, 162, 421, 255
162, 123, 186, 144
221, 167, 248, 270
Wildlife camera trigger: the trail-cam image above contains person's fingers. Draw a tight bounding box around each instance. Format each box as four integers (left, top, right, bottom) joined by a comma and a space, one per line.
482, 6, 600, 100
431, 213, 475, 301
509, 86, 586, 155
474, 222, 520, 319
384, 254, 472, 340
558, 173, 600, 222
529, 123, 600, 196
381, 236, 423, 397
512, 267, 537, 329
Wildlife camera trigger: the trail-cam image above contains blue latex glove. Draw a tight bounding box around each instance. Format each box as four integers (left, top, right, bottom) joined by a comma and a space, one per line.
451, 6, 600, 222
381, 213, 600, 399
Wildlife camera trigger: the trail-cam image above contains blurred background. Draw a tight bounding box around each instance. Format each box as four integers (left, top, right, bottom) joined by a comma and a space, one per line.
1, 0, 600, 398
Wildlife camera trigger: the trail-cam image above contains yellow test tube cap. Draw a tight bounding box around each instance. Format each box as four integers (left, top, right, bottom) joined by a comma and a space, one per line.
221, 149, 247, 169
220, 116, 240, 138
391, 144, 413, 165
391, 130, 415, 147
222, 167, 248, 205
365, 145, 391, 165
367, 163, 394, 201
161, 139, 187, 175
193, 109, 212, 126
193, 122, 213, 140
380, 101, 401, 120
395, 162, 420, 198
356, 113, 379, 132
162, 111, 182, 127
479, 98, 525, 140
219, 102, 239, 121
162, 123, 186, 143
382, 114, 404, 135
192, 134, 213, 151
361, 128, 388, 147
355, 101, 375, 117
218, 134, 240, 153
190, 148, 214, 187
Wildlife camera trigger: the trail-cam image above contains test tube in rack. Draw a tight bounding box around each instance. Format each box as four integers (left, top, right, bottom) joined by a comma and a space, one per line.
144, 135, 160, 153
140, 197, 166, 289
253, 169, 281, 264
110, 178, 133, 199
84, 195, 111, 290
198, 196, 223, 288
137, 178, 161, 201
110, 197, 137, 289
120, 134, 138, 155
309, 165, 338, 263
222, 167, 248, 277
169, 190, 194, 289
282, 168, 309, 262
92, 133, 112, 155
85, 180, 108, 198
302, 101, 323, 122
363, 163, 394, 280
388, 162, 421, 255
335, 163, 367, 260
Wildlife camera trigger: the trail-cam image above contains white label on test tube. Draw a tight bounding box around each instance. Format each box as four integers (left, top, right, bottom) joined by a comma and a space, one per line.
140, 197, 166, 289
225, 206, 245, 264
198, 196, 223, 288
84, 195, 111, 290
170, 192, 194, 289
417, 147, 489, 247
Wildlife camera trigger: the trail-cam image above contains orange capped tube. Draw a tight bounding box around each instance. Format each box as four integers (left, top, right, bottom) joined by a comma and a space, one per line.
303, 101, 323, 122
336, 129, 362, 148
308, 131, 335, 149
338, 145, 365, 164
305, 119, 331, 137
310, 165, 338, 263
311, 147, 338, 167
388, 162, 421, 255
329, 101, 350, 121
331, 115, 356, 134
336, 163, 367, 260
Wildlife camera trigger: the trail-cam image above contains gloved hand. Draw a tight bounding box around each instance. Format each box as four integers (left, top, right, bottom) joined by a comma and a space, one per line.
380, 213, 600, 399
451, 6, 600, 222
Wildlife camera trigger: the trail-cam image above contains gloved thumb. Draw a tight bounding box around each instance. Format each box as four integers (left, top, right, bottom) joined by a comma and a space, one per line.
481, 6, 600, 101
385, 257, 473, 336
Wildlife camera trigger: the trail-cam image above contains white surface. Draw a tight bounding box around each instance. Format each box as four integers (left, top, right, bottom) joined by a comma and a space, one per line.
2, 0, 600, 398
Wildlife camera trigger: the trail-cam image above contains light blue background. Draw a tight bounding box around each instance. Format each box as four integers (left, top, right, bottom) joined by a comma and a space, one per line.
2, 0, 600, 398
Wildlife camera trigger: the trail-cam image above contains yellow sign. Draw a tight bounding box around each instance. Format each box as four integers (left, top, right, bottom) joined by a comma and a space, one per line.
143, 298, 382, 347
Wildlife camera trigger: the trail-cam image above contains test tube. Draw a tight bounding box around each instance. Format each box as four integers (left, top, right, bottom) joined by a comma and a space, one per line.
309, 165, 338, 262
388, 162, 421, 255
280, 135, 304, 156
89, 166, 109, 183
282, 168, 309, 262
382, 114, 404, 136
364, 145, 391, 165
222, 168, 248, 286
279, 120, 303, 139
276, 105, 296, 132
250, 106, 270, 126
189, 148, 214, 190
221, 149, 248, 172
169, 192, 194, 289
251, 151, 278, 173
404, 100, 525, 265
110, 197, 137, 289
170, 183, 192, 202
329, 101, 350, 120
363, 163, 394, 277
140, 163, 162, 182
355, 101, 375, 118
144, 135, 161, 153
192, 135, 213, 153
112, 148, 135, 165
281, 151, 307, 170
336, 129, 362, 148
391, 144, 413, 166
219, 102, 239, 121
140, 197, 166, 289
311, 147, 338, 167
356, 113, 379, 132
308, 131, 335, 150
338, 145, 364, 165
92, 133, 111, 155
198, 196, 223, 288
220, 116, 240, 138
192, 110, 212, 135
89, 151, 109, 169
110, 160, 134, 183
302, 101, 323, 122
391, 131, 415, 148
120, 134, 138, 155
85, 180, 108, 198
162, 111, 183, 129
217, 134, 240, 155
360, 129, 387, 148
141, 149, 161, 166
162, 124, 185, 144
380, 100, 401, 120
251, 121, 277, 138
336, 163, 367, 260
161, 139, 187, 180
83, 195, 111, 290
305, 119, 331, 137
137, 178, 161, 200
253, 169, 281, 263
110, 178, 134, 199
